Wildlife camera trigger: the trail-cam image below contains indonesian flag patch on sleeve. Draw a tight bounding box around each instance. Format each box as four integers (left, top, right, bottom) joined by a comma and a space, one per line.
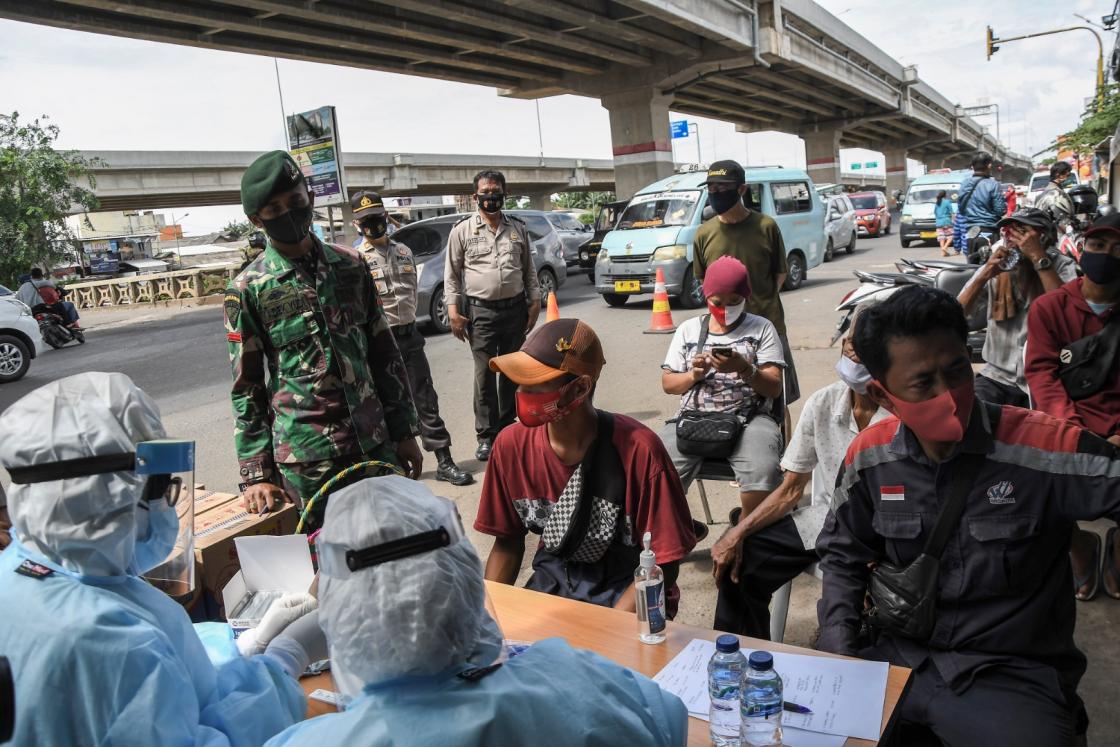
880, 485, 905, 501
227, 332, 243, 343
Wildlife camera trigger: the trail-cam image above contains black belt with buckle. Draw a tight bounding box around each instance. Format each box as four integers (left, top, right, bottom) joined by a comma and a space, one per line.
391, 322, 416, 338
467, 295, 526, 311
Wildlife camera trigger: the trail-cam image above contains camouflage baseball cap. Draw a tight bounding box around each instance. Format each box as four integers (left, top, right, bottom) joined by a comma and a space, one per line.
241, 150, 304, 216
489, 318, 606, 385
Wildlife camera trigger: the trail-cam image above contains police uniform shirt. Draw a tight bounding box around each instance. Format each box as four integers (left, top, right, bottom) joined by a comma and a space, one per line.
444, 212, 541, 310
360, 239, 418, 327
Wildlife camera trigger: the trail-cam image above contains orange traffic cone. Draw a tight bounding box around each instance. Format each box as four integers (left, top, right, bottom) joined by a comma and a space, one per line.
545, 292, 560, 322
644, 267, 677, 334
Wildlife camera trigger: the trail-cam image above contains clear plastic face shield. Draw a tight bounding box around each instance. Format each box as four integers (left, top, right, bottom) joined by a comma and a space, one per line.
135, 440, 195, 598
4, 439, 195, 596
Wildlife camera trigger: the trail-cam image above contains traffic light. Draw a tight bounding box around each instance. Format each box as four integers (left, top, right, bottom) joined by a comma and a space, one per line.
986, 26, 1000, 60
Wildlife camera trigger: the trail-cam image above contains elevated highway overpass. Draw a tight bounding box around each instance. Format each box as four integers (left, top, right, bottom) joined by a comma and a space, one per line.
5, 0, 1032, 201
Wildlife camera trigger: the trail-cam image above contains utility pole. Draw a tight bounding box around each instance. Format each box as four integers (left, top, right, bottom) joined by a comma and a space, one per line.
986, 25, 1104, 109
688, 122, 701, 164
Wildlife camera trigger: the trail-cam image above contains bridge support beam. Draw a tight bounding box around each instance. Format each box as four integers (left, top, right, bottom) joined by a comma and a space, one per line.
801, 129, 842, 187
602, 88, 674, 200
528, 192, 553, 211
884, 147, 908, 208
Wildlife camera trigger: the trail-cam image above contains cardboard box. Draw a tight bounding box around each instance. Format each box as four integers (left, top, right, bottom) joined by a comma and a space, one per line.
222, 535, 315, 634
193, 493, 299, 621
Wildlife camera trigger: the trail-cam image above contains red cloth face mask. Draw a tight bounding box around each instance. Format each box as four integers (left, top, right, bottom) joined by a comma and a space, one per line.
707, 300, 745, 327
877, 381, 975, 443
515, 381, 586, 427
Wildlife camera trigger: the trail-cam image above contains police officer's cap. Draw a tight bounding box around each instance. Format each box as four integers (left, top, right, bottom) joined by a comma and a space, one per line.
241, 150, 305, 217
351, 191, 387, 220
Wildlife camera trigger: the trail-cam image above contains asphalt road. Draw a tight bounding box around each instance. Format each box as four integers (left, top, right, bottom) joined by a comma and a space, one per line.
3, 230, 1118, 743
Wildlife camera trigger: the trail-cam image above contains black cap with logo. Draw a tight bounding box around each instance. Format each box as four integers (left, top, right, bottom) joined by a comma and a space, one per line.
703, 160, 746, 186
350, 191, 387, 220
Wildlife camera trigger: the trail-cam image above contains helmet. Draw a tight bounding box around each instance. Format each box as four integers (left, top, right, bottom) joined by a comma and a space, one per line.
1069, 185, 1099, 217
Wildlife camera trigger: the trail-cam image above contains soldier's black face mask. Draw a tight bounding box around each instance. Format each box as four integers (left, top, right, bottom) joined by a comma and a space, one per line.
477, 193, 504, 214
260, 203, 313, 245
361, 217, 388, 240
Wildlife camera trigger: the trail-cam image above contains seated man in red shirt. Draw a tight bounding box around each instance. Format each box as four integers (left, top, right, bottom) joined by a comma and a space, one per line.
1026, 211, 1120, 600
476, 318, 697, 615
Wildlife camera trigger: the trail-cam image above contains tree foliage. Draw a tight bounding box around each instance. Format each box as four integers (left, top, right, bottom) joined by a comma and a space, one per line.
221, 219, 254, 238
1051, 83, 1120, 155
553, 191, 616, 210
0, 112, 100, 286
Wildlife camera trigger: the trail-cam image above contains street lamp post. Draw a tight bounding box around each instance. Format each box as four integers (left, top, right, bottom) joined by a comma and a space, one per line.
987, 25, 1105, 109
688, 122, 701, 165
170, 211, 189, 269
962, 103, 1001, 145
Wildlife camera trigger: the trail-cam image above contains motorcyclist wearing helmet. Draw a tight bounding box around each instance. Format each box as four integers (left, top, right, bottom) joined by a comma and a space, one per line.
1035, 161, 1076, 231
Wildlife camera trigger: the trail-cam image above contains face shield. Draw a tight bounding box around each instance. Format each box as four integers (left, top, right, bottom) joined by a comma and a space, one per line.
6, 439, 195, 596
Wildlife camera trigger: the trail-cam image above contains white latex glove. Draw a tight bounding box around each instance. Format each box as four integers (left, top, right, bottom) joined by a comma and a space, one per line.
236, 593, 318, 657
264, 610, 328, 679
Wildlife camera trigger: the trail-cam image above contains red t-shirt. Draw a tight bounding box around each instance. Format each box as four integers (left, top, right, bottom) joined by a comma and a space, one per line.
475, 413, 697, 565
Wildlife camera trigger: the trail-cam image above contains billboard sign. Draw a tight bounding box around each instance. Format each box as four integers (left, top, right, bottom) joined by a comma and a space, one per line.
287, 106, 347, 207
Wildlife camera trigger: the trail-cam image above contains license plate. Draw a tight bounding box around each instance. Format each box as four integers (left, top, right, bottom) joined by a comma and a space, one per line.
919, 231, 936, 239
614, 280, 641, 293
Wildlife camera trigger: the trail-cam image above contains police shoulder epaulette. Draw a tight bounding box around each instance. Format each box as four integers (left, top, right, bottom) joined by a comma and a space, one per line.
506, 213, 527, 225
453, 215, 472, 227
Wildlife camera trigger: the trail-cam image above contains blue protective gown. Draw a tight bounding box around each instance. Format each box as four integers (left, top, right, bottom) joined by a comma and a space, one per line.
266, 637, 688, 747
0, 538, 306, 746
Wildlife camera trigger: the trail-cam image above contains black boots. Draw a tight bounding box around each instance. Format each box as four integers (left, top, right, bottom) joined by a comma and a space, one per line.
435, 447, 474, 486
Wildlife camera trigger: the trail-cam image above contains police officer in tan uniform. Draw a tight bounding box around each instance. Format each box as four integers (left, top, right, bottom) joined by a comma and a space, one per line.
445, 169, 541, 461
353, 191, 473, 486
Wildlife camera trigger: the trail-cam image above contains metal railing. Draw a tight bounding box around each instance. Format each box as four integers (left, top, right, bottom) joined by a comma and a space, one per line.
64, 266, 237, 309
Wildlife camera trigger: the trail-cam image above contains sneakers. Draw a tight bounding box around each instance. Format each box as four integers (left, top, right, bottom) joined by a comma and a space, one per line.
435, 448, 474, 486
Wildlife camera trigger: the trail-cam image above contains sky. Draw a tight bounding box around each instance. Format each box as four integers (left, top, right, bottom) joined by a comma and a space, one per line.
0, 0, 1110, 233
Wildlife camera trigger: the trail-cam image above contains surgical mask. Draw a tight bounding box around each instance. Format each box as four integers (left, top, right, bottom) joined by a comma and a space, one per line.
708, 189, 742, 215
1079, 251, 1120, 285
477, 193, 504, 214
360, 217, 387, 240
878, 381, 975, 443
130, 500, 179, 575
707, 300, 745, 327
515, 381, 586, 427
835, 355, 872, 394
260, 203, 313, 245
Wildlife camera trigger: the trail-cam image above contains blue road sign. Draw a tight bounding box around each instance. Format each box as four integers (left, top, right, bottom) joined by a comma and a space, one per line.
669, 120, 689, 139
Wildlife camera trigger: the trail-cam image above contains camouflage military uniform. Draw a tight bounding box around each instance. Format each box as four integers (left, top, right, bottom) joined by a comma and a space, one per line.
224, 235, 419, 530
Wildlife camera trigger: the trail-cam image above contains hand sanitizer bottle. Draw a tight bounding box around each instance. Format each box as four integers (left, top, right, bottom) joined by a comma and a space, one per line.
635, 531, 666, 644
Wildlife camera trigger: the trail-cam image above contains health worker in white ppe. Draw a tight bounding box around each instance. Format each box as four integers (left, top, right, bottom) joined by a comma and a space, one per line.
0, 372, 307, 746
265, 475, 689, 747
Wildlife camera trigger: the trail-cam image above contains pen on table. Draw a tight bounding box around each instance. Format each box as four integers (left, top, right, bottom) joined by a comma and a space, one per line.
783, 701, 812, 714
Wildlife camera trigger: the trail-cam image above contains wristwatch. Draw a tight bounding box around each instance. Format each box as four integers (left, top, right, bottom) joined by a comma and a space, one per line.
239, 478, 272, 493
1033, 255, 1054, 271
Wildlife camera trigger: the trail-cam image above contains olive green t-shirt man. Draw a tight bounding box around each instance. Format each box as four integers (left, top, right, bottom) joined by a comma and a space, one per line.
693, 210, 788, 335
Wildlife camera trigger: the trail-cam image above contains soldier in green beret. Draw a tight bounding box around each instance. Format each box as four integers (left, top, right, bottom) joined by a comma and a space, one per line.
224, 150, 422, 531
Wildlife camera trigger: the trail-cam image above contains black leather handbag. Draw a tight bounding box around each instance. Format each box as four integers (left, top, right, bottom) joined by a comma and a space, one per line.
1057, 314, 1120, 401
674, 315, 745, 459
865, 446, 987, 642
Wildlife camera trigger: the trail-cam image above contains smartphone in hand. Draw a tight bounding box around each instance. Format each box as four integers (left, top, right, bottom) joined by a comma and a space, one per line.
711, 346, 733, 357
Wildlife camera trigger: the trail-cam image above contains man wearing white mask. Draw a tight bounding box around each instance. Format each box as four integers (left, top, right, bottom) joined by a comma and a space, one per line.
710, 303, 888, 639
266, 475, 688, 746
0, 372, 307, 746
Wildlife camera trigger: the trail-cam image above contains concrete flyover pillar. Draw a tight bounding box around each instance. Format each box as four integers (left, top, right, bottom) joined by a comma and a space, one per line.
601, 88, 675, 200
884, 147, 908, 208
528, 192, 553, 211
801, 129, 842, 187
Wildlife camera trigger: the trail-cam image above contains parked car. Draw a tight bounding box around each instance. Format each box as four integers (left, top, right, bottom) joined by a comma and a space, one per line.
849, 191, 891, 237
578, 200, 627, 277
0, 284, 45, 384
898, 169, 969, 247
544, 211, 592, 267
390, 210, 568, 334
824, 194, 857, 261
594, 165, 827, 308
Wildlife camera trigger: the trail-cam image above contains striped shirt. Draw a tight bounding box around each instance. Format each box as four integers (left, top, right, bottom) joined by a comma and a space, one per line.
817, 402, 1120, 697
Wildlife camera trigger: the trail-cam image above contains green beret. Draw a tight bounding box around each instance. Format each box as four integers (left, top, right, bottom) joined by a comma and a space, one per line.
241, 150, 304, 216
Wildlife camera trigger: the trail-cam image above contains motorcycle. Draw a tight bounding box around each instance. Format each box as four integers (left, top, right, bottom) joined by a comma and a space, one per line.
32, 305, 84, 349
831, 254, 986, 361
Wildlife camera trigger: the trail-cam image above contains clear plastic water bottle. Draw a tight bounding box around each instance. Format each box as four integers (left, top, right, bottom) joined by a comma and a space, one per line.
708, 634, 747, 747
740, 651, 783, 747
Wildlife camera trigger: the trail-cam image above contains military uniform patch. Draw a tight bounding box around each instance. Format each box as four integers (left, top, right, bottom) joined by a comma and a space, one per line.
260, 286, 308, 324
224, 291, 241, 327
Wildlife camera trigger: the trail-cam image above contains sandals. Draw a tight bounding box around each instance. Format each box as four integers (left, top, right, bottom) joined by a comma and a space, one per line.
1073, 531, 1102, 602
1103, 527, 1120, 600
